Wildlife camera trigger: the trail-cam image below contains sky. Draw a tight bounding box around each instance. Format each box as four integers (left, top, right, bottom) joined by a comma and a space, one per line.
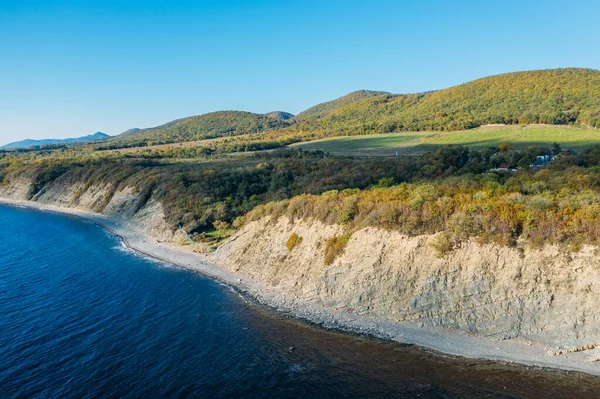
1, 0, 599, 144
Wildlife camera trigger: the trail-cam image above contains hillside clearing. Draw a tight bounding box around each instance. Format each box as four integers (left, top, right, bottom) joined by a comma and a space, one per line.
291, 125, 600, 156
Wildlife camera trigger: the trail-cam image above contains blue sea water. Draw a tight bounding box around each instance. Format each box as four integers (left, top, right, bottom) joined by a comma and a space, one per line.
0, 205, 599, 399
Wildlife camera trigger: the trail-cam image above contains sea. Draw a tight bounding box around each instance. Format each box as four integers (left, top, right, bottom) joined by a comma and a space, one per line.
0, 204, 599, 398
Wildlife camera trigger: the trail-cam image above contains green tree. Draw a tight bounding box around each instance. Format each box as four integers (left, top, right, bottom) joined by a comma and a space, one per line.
552, 142, 562, 155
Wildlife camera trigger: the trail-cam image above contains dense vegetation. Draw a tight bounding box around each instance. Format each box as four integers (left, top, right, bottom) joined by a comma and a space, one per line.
5, 140, 600, 251
266, 111, 295, 121
288, 68, 600, 137
248, 146, 600, 257
294, 90, 390, 120
103, 111, 290, 149
0, 149, 431, 233
0, 143, 525, 235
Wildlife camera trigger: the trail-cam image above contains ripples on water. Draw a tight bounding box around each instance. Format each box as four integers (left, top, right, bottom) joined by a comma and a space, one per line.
0, 205, 598, 398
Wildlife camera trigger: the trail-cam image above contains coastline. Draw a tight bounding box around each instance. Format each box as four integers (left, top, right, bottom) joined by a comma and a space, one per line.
2, 197, 600, 377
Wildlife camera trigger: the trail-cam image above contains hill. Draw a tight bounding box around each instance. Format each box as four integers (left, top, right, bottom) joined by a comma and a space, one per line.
291, 68, 600, 138
266, 111, 294, 120
101, 68, 600, 151
1, 132, 109, 149
294, 90, 390, 120
109, 111, 290, 148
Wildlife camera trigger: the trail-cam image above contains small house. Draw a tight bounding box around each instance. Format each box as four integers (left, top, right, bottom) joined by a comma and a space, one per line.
530, 155, 552, 168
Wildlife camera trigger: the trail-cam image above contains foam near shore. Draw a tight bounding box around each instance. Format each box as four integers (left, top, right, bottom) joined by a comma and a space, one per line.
1, 197, 600, 377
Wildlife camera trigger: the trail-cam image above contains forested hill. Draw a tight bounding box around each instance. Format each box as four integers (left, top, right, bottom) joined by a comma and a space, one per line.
104, 68, 600, 149
294, 90, 390, 120
108, 111, 290, 148
291, 68, 600, 136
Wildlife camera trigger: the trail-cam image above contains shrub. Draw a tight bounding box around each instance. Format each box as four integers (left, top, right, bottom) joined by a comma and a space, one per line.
286, 232, 302, 251
286, 195, 308, 220
213, 220, 231, 230
374, 177, 395, 188
232, 216, 246, 229
337, 195, 359, 224
324, 232, 353, 265
432, 232, 453, 258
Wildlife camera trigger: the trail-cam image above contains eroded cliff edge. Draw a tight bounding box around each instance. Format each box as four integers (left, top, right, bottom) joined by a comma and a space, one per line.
0, 177, 180, 242
214, 216, 600, 354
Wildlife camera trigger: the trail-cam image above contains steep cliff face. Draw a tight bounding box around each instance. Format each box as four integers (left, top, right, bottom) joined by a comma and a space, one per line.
0, 178, 33, 200
214, 217, 600, 349
4, 175, 600, 354
0, 177, 179, 242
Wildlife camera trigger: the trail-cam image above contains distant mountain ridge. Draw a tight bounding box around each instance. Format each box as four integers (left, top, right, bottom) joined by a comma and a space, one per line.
1, 132, 109, 149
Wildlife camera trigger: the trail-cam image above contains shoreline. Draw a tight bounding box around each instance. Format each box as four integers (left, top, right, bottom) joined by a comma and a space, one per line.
2, 198, 600, 377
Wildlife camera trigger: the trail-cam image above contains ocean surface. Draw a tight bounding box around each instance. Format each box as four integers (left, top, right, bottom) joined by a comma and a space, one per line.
0, 205, 599, 398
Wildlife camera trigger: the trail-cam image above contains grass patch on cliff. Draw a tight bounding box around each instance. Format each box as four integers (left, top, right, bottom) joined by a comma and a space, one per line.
194, 222, 234, 249
286, 232, 302, 251
324, 232, 353, 265
432, 233, 454, 258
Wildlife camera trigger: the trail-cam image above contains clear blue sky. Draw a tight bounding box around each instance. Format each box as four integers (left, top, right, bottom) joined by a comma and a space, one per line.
1, 0, 599, 144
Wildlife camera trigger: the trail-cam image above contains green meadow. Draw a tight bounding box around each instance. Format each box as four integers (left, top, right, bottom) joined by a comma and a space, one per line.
291, 125, 600, 156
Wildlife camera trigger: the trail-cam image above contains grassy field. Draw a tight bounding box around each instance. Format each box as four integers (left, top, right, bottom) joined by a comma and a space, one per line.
290, 132, 432, 156
291, 125, 600, 156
